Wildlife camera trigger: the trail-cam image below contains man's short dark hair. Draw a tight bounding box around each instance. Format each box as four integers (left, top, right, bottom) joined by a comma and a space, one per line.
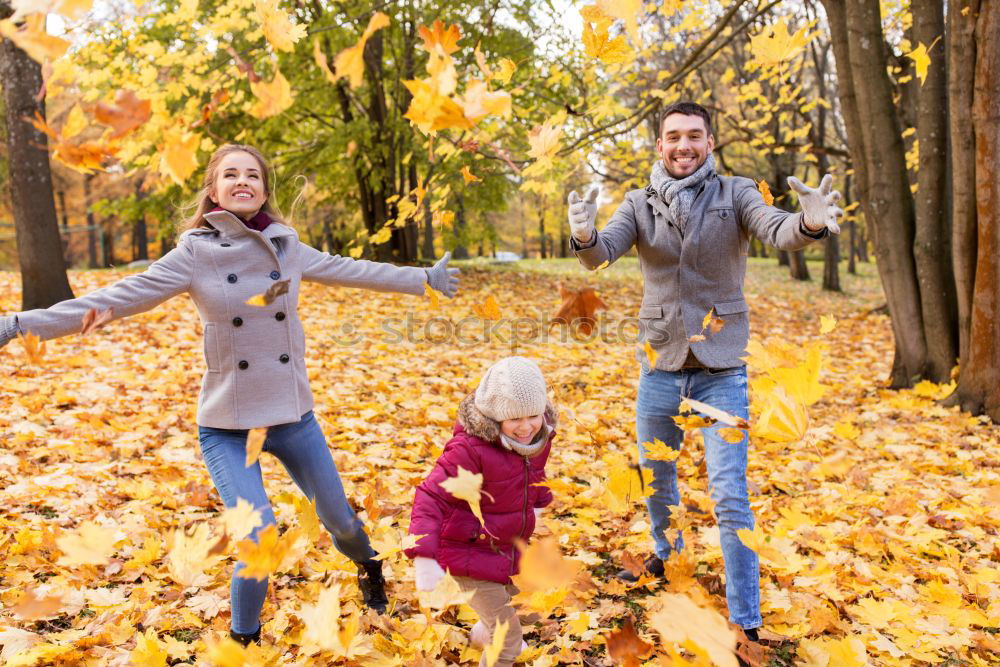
659, 102, 713, 137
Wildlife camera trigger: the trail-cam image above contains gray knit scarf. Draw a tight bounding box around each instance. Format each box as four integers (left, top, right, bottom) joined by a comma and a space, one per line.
649, 153, 716, 234
499, 423, 551, 458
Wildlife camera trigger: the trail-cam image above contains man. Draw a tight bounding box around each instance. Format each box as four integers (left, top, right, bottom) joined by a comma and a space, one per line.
566, 101, 841, 640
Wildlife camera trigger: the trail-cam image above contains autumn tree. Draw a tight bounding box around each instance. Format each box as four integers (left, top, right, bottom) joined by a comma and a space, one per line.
0, 1, 74, 308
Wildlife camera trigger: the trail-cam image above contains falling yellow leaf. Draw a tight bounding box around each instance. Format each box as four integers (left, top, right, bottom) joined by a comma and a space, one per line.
249, 68, 294, 119
418, 570, 476, 610
493, 57, 516, 84
701, 308, 714, 331
757, 179, 774, 206
20, 331, 46, 364
642, 438, 679, 463
643, 340, 658, 368
483, 619, 510, 667
461, 79, 512, 123
461, 165, 480, 183
472, 294, 502, 320
820, 315, 837, 334
440, 465, 486, 524
62, 103, 88, 139
222, 498, 263, 540
595, 260, 610, 270
596, 0, 643, 42
527, 118, 562, 167
582, 23, 633, 64
418, 19, 461, 55
255, 0, 307, 53
403, 79, 472, 133
159, 130, 201, 186
313, 37, 337, 83
245, 428, 267, 467
749, 18, 812, 66
235, 524, 295, 581
245, 294, 268, 307
334, 12, 390, 89
907, 40, 936, 86
424, 282, 441, 309
680, 397, 750, 429
753, 387, 808, 443
0, 14, 70, 63
718, 427, 746, 444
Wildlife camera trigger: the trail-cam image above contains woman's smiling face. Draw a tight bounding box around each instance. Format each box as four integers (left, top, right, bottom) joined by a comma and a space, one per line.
210, 150, 267, 219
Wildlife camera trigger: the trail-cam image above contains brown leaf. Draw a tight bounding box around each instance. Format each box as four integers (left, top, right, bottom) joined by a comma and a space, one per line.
617, 551, 645, 578
552, 284, 607, 335
80, 308, 114, 336
92, 90, 151, 139
688, 334, 707, 342
709, 316, 725, 334
207, 532, 230, 557
605, 617, 652, 666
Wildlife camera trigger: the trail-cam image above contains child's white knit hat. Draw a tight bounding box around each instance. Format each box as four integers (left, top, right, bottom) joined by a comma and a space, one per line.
474, 356, 548, 422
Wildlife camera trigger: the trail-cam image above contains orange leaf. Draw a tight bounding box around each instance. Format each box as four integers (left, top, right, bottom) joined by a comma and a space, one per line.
245, 428, 267, 467
605, 617, 653, 667
80, 308, 114, 336
757, 179, 774, 206
20, 331, 46, 364
417, 20, 461, 55
92, 90, 151, 139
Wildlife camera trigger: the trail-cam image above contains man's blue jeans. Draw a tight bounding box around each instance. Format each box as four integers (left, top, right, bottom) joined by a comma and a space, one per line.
636, 365, 761, 629
199, 411, 375, 635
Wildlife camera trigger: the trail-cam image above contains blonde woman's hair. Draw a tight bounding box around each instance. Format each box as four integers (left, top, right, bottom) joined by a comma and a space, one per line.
177, 144, 287, 236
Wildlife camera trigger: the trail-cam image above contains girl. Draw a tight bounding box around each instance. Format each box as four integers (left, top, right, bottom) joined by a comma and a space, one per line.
405, 356, 557, 667
0, 144, 460, 645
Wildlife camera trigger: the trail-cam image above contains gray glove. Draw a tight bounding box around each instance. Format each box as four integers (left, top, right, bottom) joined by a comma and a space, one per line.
425, 252, 460, 298
788, 174, 843, 234
1, 314, 20, 349
567, 186, 600, 244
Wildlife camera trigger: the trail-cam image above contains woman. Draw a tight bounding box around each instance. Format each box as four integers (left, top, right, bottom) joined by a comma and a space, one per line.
0, 144, 459, 645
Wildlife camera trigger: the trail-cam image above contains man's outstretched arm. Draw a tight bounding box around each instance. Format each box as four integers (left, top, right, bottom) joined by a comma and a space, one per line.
738, 174, 843, 251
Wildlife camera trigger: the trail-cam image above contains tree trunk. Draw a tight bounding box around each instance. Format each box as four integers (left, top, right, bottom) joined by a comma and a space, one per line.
777, 249, 789, 266
836, 0, 927, 387
422, 199, 435, 260
83, 174, 99, 267
912, 0, 958, 381
789, 250, 811, 281
452, 194, 469, 259
0, 6, 75, 309
133, 179, 148, 261
537, 196, 547, 259
955, 0, 1000, 420
949, 0, 980, 370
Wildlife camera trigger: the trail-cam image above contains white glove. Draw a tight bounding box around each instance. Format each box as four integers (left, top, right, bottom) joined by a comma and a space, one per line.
425, 252, 460, 298
414, 556, 447, 591
567, 186, 600, 244
533, 507, 542, 520
788, 174, 843, 234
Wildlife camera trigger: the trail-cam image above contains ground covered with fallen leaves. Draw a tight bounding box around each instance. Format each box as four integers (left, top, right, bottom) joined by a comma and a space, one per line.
0, 258, 997, 666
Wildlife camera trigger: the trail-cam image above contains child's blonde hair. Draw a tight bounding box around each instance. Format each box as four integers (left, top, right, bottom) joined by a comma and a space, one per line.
177, 144, 288, 237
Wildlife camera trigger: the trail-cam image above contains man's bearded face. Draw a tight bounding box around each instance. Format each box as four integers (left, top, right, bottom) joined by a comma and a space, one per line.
656, 113, 715, 178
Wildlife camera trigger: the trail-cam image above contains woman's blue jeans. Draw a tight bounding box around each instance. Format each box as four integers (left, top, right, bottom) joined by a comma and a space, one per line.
636, 365, 761, 629
198, 411, 374, 634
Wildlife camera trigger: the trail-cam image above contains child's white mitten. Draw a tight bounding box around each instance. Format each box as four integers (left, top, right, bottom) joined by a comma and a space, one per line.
414, 556, 447, 591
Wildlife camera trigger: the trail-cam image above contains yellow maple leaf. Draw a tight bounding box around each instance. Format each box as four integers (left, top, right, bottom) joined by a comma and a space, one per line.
596, 0, 643, 43
493, 57, 516, 84
527, 118, 562, 168
19, 331, 46, 364
249, 68, 294, 119
418, 570, 476, 610
582, 23, 633, 65
603, 457, 653, 512
0, 14, 70, 63
370, 226, 393, 244
643, 340, 658, 368
757, 179, 774, 206
244, 428, 267, 467
718, 427, 746, 444
245, 294, 267, 307
159, 130, 201, 186
796, 636, 867, 667
299, 584, 348, 654
642, 438, 679, 463
753, 387, 808, 443
424, 282, 441, 309
221, 498, 263, 540
167, 522, 224, 588
907, 41, 933, 86
255, 0, 307, 52
440, 465, 486, 524
648, 593, 738, 667
418, 20, 461, 55
472, 294, 502, 320
749, 18, 812, 66
334, 12, 390, 89
235, 524, 294, 580
483, 619, 510, 667
461, 165, 480, 183
461, 79, 512, 124
130, 628, 167, 667
832, 420, 859, 441
820, 314, 837, 334
701, 308, 714, 331
62, 103, 88, 139
56, 520, 120, 567
403, 79, 472, 133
